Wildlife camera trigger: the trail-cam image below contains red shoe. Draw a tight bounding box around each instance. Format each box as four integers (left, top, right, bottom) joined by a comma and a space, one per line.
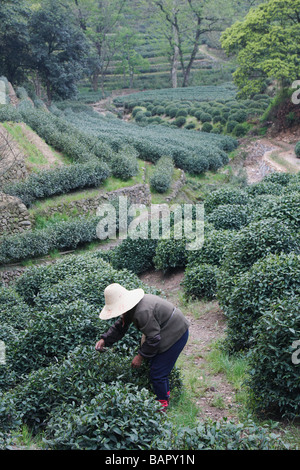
158, 399, 169, 411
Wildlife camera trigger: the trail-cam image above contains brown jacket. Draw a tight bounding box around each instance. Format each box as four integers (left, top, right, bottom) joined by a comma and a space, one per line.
100, 293, 189, 358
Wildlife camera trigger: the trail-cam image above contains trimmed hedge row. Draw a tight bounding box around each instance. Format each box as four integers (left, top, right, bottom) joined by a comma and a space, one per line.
150, 155, 174, 193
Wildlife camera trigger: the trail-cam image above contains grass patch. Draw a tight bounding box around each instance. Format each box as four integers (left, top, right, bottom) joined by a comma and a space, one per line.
2, 122, 70, 171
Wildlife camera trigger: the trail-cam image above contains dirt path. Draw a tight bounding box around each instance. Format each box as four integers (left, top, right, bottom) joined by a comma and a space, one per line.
92, 89, 140, 116
241, 135, 300, 184
19, 123, 65, 170
139, 268, 240, 422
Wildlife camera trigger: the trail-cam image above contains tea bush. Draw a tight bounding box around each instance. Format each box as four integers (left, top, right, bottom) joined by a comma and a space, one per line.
110, 146, 139, 180
111, 237, 158, 274
154, 238, 188, 272
158, 417, 287, 450
187, 228, 236, 267
204, 186, 249, 214
4, 161, 110, 207
295, 141, 300, 157
207, 204, 250, 230
220, 218, 299, 277
0, 216, 103, 266
150, 155, 174, 193
44, 382, 165, 450
220, 253, 300, 353
246, 296, 300, 420
182, 263, 219, 300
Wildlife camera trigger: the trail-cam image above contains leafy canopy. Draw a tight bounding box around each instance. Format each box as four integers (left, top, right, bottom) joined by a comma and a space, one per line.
221, 0, 300, 96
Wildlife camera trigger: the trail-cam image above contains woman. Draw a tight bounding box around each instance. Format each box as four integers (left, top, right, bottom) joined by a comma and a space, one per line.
95, 283, 189, 410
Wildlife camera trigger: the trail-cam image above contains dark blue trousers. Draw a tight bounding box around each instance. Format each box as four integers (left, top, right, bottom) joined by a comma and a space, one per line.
149, 329, 189, 401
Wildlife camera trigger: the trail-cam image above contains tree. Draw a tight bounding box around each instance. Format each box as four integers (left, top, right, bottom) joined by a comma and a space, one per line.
115, 29, 150, 88
153, 0, 229, 88
0, 0, 31, 84
79, 0, 129, 93
221, 0, 300, 97
28, 0, 88, 103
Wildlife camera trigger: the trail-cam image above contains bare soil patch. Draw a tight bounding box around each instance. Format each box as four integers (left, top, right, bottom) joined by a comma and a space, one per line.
238, 133, 300, 184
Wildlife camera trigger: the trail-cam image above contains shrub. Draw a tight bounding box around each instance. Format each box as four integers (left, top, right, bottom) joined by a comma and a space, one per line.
204, 187, 249, 214
187, 228, 236, 267
295, 141, 300, 158
168, 107, 178, 118
0, 214, 123, 266
229, 110, 247, 123
185, 122, 196, 130
185, 154, 210, 175
150, 155, 174, 193
44, 382, 165, 450
207, 204, 250, 230
0, 105, 22, 122
201, 122, 213, 133
246, 181, 283, 197
4, 161, 110, 207
174, 116, 186, 127
155, 106, 165, 116
111, 237, 158, 274
207, 154, 223, 172
220, 253, 300, 352
200, 113, 212, 123
220, 218, 299, 277
132, 107, 143, 117
154, 238, 188, 272
111, 146, 139, 180
250, 192, 300, 229
176, 108, 188, 117
182, 263, 219, 300
160, 418, 287, 450
246, 296, 300, 420
226, 120, 238, 133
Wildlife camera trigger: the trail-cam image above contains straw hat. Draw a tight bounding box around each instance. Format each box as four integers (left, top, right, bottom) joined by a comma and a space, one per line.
100, 283, 144, 320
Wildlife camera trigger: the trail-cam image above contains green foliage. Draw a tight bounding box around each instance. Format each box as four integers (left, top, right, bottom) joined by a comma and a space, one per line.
295, 141, 300, 158
220, 253, 300, 353
154, 238, 188, 272
182, 263, 219, 300
4, 161, 110, 207
246, 296, 300, 420
150, 155, 174, 193
29, 0, 88, 101
174, 116, 187, 127
0, 211, 124, 266
187, 228, 236, 267
220, 218, 299, 277
204, 187, 249, 214
111, 237, 158, 274
158, 417, 286, 450
110, 146, 139, 180
207, 204, 250, 230
221, 0, 300, 97
0, 105, 22, 122
44, 382, 165, 450
201, 122, 213, 133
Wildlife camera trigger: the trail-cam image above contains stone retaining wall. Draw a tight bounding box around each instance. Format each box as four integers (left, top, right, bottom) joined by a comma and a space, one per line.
31, 183, 152, 221
0, 192, 32, 236
0, 124, 28, 188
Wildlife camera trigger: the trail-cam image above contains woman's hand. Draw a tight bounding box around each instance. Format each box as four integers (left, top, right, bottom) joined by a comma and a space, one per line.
131, 354, 143, 368
95, 338, 105, 352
